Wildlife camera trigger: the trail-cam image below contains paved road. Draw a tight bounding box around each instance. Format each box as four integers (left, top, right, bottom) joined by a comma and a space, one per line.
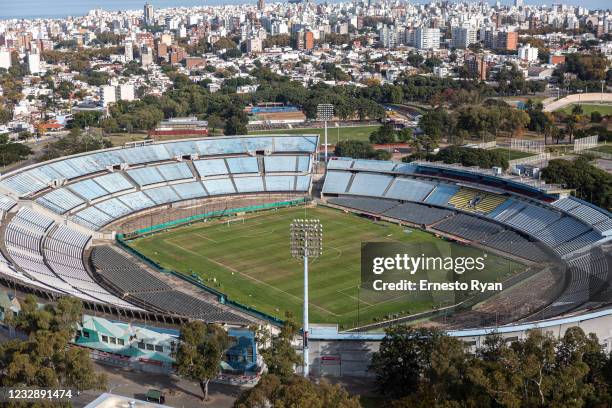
73, 363, 244, 408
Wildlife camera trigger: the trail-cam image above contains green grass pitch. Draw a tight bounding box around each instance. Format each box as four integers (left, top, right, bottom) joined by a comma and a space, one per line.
128, 206, 525, 329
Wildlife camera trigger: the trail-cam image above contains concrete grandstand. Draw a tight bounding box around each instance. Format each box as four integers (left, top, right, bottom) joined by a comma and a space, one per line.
0, 136, 611, 378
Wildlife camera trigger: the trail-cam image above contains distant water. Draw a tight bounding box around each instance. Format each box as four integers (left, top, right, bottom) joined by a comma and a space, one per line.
0, 0, 609, 20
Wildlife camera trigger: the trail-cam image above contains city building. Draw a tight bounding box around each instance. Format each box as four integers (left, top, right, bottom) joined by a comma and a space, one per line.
518, 44, 539, 62
124, 41, 134, 62
149, 117, 209, 138
27, 50, 41, 74
144, 2, 155, 26
496, 30, 518, 51
247, 37, 263, 53
0, 48, 11, 70
452, 26, 477, 49
416, 27, 440, 50
466, 54, 488, 80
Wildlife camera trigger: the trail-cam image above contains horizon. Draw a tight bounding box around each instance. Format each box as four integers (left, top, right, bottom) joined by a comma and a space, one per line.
1, 0, 611, 21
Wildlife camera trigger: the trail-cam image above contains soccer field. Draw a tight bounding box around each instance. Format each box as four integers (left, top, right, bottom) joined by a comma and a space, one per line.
250, 125, 380, 143
128, 206, 524, 329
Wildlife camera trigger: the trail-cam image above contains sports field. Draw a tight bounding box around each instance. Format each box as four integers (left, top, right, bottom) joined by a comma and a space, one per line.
558, 103, 612, 116
250, 125, 380, 143
491, 148, 536, 160
128, 206, 524, 329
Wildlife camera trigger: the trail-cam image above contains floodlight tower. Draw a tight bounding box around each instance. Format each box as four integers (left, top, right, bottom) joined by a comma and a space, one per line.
290, 219, 323, 377
317, 103, 334, 163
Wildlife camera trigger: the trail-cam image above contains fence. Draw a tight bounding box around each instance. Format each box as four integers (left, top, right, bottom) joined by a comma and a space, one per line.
509, 153, 550, 167
574, 135, 598, 152
510, 139, 545, 153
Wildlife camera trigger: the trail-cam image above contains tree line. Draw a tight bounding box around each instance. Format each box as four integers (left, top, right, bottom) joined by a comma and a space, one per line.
371, 325, 612, 407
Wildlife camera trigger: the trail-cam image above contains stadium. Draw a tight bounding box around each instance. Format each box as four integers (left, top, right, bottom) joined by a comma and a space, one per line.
0, 134, 610, 377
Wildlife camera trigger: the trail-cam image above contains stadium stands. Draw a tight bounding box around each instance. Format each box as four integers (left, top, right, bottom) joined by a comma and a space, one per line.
320, 159, 610, 264
91, 246, 249, 324
327, 196, 400, 214
2, 208, 139, 309
447, 188, 507, 214
0, 136, 317, 197
433, 213, 504, 242
383, 202, 454, 225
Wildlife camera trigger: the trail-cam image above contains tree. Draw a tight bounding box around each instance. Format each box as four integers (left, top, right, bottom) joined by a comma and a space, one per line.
369, 123, 396, 144
541, 157, 612, 209
224, 115, 247, 135
1, 296, 107, 392
174, 321, 230, 401
258, 320, 302, 381
397, 128, 413, 143
370, 326, 443, 399
234, 374, 361, 408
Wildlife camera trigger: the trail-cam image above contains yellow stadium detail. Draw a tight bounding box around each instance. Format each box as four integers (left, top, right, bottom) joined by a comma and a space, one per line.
448, 188, 506, 213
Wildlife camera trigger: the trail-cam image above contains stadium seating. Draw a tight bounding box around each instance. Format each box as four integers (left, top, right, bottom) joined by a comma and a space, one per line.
347, 173, 394, 197
543, 248, 609, 317
194, 159, 229, 177
433, 213, 504, 242
0, 136, 317, 196
127, 166, 165, 186
2, 209, 138, 309
91, 246, 249, 324
172, 182, 208, 200
144, 186, 180, 205
226, 157, 259, 174
384, 178, 435, 202
119, 191, 156, 211
93, 172, 134, 194
35, 188, 85, 214
264, 155, 299, 172
68, 178, 110, 201
234, 177, 265, 193
327, 196, 400, 214
322, 171, 353, 194
383, 202, 454, 225
425, 184, 461, 206
447, 189, 507, 214
320, 162, 610, 265
265, 176, 295, 192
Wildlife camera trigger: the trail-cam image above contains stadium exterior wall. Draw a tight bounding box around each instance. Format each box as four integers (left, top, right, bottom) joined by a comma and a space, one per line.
307, 307, 612, 377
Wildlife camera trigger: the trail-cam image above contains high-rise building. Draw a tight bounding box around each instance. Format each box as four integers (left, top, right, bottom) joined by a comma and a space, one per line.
451, 26, 477, 49
100, 85, 116, 106
119, 84, 135, 101
257, 0, 264, 11
466, 55, 487, 80
247, 37, 263, 53
416, 27, 440, 50
144, 2, 155, 26
160, 33, 172, 46
0, 48, 11, 70
141, 46, 153, 67
518, 44, 539, 62
379, 25, 398, 49
514, 0, 524, 7
27, 50, 41, 74
295, 30, 314, 50
124, 41, 133, 62
496, 30, 518, 50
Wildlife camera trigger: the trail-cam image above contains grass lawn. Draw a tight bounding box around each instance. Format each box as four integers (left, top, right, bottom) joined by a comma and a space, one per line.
558, 104, 612, 116
128, 206, 524, 329
249, 125, 380, 143
491, 148, 536, 160
590, 145, 612, 154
